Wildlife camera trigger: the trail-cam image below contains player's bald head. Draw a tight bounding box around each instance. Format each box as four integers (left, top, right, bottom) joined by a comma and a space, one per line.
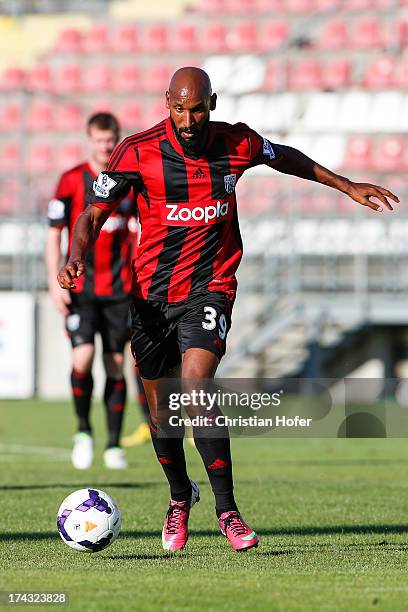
168, 67, 212, 101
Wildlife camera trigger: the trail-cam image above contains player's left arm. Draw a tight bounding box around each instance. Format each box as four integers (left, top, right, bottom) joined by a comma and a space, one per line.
247, 128, 399, 212
270, 143, 399, 212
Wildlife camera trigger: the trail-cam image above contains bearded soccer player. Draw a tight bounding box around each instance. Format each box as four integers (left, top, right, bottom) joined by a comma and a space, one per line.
58, 68, 399, 551
47, 112, 145, 470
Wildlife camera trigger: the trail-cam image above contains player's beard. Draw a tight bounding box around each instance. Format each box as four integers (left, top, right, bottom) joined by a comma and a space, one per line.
171, 116, 210, 158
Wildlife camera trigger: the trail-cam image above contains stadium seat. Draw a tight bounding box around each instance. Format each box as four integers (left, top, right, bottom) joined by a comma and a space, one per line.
224, 0, 255, 12
143, 63, 173, 93
54, 64, 82, 94
27, 65, 52, 92
169, 23, 198, 52
351, 18, 385, 49
314, 0, 340, 10
337, 92, 371, 132
142, 23, 168, 52
0, 67, 26, 91
395, 58, 408, 88
89, 99, 113, 114
118, 101, 143, 130
262, 92, 297, 130
374, 136, 406, 172
0, 102, 21, 131
82, 24, 110, 53
143, 99, 166, 128
289, 58, 322, 90
285, 0, 314, 12
112, 64, 142, 93
81, 64, 111, 93
363, 56, 396, 89
57, 142, 85, 171
227, 21, 258, 52
27, 101, 54, 131
200, 22, 228, 53
323, 58, 351, 90
392, 18, 408, 48
367, 92, 403, 133
344, 0, 372, 9
262, 59, 287, 91
195, 0, 223, 13
27, 142, 54, 173
318, 18, 348, 50
111, 24, 140, 52
0, 179, 19, 214
303, 93, 340, 131
55, 103, 83, 131
254, 0, 286, 12
258, 20, 289, 52
343, 136, 373, 170
0, 142, 20, 172
55, 28, 82, 53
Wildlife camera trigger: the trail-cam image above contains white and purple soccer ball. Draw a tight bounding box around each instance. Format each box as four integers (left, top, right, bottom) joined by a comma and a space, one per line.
57, 488, 121, 552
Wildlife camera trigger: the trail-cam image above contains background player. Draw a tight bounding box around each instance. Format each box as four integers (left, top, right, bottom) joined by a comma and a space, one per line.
46, 112, 138, 470
57, 68, 399, 550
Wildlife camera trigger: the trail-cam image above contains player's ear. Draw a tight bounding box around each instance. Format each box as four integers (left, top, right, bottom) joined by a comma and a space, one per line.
165, 91, 170, 110
210, 93, 217, 112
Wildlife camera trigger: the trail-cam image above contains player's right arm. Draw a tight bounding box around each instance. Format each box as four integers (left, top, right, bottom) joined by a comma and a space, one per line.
57, 140, 142, 290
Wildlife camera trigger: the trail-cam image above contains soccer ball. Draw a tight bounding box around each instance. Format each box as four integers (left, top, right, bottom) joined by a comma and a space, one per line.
56, 488, 121, 552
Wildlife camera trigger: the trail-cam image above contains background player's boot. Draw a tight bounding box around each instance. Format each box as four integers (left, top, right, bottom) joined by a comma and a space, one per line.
103, 446, 128, 469
162, 480, 200, 551
71, 432, 93, 470
122, 422, 150, 447
219, 511, 259, 552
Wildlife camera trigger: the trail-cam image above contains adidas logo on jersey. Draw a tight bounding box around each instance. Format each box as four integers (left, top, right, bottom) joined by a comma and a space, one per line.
165, 201, 229, 224
192, 167, 206, 179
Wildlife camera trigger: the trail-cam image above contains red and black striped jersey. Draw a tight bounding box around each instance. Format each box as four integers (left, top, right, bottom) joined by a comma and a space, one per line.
48, 161, 137, 299
87, 117, 281, 304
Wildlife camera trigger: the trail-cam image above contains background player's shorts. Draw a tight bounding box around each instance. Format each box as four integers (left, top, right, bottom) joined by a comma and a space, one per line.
66, 293, 130, 353
130, 290, 235, 379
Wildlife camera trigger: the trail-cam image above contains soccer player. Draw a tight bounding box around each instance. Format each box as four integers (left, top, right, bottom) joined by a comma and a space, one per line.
57, 68, 399, 550
46, 112, 137, 470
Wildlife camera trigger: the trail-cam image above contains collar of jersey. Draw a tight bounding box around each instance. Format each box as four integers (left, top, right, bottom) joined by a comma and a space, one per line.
165, 116, 216, 160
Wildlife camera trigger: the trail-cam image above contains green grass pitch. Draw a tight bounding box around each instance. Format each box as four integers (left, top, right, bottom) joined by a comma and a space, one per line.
1, 399, 408, 611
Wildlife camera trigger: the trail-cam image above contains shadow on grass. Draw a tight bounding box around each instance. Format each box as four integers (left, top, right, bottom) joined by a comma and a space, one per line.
4, 524, 408, 542
104, 553, 191, 560
0, 482, 164, 492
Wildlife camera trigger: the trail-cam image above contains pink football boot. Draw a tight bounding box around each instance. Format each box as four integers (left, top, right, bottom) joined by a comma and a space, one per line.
162, 480, 200, 551
219, 511, 259, 551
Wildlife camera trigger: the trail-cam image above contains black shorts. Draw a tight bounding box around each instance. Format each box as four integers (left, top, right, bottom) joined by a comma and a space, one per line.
130, 291, 235, 379
65, 293, 130, 353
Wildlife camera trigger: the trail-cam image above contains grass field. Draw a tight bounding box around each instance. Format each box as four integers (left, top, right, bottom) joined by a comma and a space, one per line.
1, 400, 408, 611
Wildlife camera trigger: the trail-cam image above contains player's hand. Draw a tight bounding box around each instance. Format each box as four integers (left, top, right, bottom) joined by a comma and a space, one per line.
57, 260, 85, 290
50, 283, 72, 316
345, 182, 399, 212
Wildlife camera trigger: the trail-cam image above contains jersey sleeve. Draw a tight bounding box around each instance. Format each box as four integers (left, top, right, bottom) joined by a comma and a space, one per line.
47, 172, 72, 228
246, 127, 283, 169
86, 138, 142, 213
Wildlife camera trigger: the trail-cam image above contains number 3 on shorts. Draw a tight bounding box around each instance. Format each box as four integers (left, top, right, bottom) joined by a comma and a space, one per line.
202, 306, 227, 340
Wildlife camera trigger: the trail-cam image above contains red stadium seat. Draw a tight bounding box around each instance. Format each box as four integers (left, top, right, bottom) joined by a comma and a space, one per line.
54, 64, 82, 94
289, 58, 322, 90
143, 63, 173, 93
351, 18, 385, 49
363, 56, 396, 89
27, 101, 54, 131
112, 63, 142, 93
55, 28, 82, 53
89, 99, 113, 114
395, 58, 408, 88
111, 24, 140, 52
314, 0, 340, 9
0, 143, 20, 172
0, 179, 19, 214
344, 0, 371, 9
200, 22, 228, 53
143, 99, 166, 128
0, 102, 21, 131
0, 67, 26, 91
285, 0, 314, 12
375, 136, 406, 172
57, 143, 85, 172
118, 101, 143, 130
82, 24, 110, 53
27, 65, 52, 92
55, 104, 83, 131
142, 23, 168, 52
254, 0, 285, 12
195, 0, 223, 13
261, 59, 286, 91
27, 142, 54, 173
227, 21, 258, 52
344, 136, 373, 171
81, 64, 111, 93
258, 20, 289, 52
225, 0, 255, 12
318, 18, 348, 50
323, 58, 351, 90
169, 24, 198, 52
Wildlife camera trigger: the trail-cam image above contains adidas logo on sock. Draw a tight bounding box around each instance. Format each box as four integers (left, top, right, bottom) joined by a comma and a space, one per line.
192, 167, 206, 179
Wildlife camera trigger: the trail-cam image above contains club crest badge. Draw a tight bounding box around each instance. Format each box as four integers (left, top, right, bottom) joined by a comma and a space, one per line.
224, 174, 237, 194
263, 138, 276, 160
